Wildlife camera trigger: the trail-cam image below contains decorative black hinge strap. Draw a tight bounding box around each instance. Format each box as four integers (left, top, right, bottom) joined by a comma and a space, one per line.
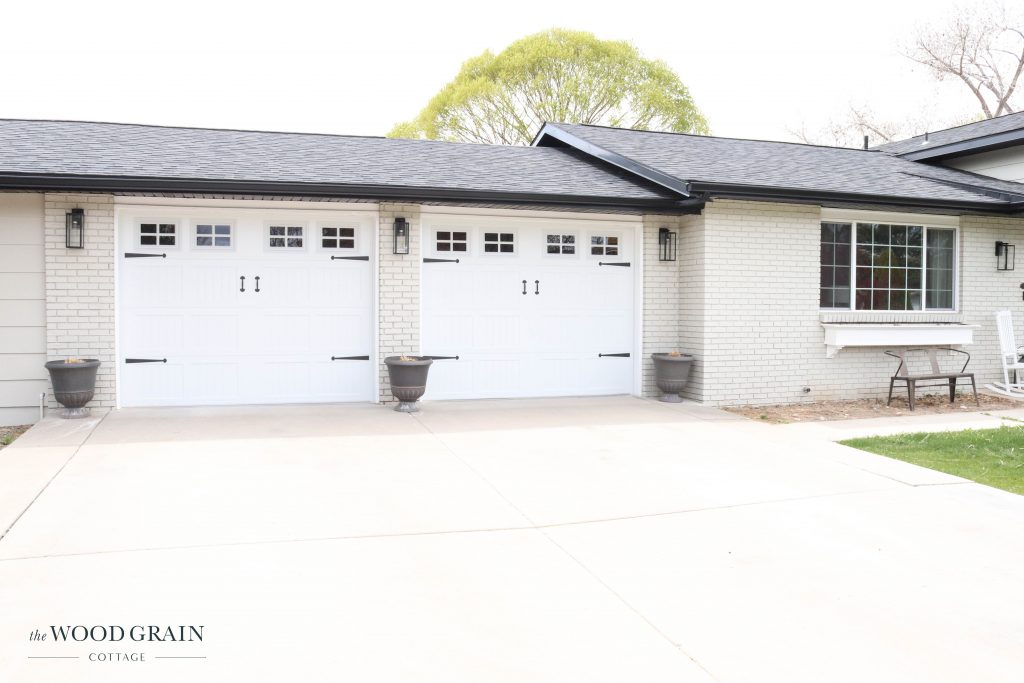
331, 355, 370, 361
423, 258, 460, 263
422, 355, 460, 360
331, 255, 370, 261
125, 358, 167, 364
598, 353, 631, 358
598, 261, 631, 267
124, 253, 167, 258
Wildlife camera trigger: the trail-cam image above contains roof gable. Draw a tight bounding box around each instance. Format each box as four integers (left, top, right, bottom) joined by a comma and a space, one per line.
535, 122, 1024, 212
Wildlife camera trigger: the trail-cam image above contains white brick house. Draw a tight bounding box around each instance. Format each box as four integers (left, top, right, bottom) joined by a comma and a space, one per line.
1, 114, 1024, 424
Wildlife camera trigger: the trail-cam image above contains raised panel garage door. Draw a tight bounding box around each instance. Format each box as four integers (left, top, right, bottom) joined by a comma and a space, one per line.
117, 207, 375, 407
421, 216, 637, 399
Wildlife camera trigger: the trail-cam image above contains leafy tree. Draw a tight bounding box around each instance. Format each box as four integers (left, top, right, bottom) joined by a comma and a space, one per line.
389, 29, 709, 145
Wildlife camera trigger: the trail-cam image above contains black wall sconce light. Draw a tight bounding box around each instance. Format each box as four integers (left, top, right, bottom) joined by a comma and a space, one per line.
393, 217, 410, 255
996, 240, 1015, 271
658, 227, 677, 262
66, 208, 85, 249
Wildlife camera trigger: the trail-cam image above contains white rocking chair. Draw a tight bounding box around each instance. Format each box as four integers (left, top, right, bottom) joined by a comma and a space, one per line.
988, 310, 1024, 396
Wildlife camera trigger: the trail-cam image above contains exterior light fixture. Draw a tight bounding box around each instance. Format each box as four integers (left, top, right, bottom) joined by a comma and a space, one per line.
996, 241, 1015, 271
658, 227, 677, 262
66, 208, 85, 249
393, 217, 410, 255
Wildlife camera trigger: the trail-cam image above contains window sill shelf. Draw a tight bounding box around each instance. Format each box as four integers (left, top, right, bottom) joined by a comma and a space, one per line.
821, 322, 978, 358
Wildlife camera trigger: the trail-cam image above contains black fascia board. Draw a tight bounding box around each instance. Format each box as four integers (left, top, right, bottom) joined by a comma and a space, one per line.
0, 172, 701, 212
686, 180, 1023, 214
532, 123, 692, 198
897, 128, 1024, 161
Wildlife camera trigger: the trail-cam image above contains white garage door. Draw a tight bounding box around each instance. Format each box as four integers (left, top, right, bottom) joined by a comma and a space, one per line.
117, 207, 375, 407
422, 215, 637, 399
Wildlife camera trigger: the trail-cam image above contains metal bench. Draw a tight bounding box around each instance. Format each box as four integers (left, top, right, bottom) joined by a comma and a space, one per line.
885, 348, 978, 411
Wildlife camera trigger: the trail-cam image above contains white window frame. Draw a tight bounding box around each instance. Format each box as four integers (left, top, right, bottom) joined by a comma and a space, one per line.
192, 220, 235, 250
819, 211, 959, 313
135, 218, 180, 250
264, 221, 309, 252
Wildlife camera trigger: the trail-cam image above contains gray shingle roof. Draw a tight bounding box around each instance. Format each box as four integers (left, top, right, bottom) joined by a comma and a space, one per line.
542, 123, 1024, 208
876, 112, 1024, 156
0, 119, 675, 204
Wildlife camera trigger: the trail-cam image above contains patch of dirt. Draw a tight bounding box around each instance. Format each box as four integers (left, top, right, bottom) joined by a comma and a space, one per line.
0, 425, 31, 450
725, 393, 1021, 424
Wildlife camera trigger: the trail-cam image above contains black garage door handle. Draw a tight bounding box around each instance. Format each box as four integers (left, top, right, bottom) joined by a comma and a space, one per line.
126, 358, 167, 364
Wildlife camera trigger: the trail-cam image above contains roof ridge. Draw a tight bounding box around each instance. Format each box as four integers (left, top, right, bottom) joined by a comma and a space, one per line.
551, 121, 879, 153
0, 118, 529, 150
886, 111, 1024, 145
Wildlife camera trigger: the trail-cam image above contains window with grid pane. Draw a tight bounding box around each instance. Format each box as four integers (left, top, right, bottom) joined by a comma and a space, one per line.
140, 222, 176, 246
819, 221, 956, 312
269, 225, 304, 248
820, 222, 851, 308
436, 230, 467, 252
484, 232, 514, 253
546, 233, 576, 254
854, 223, 924, 311
321, 226, 356, 249
196, 224, 231, 248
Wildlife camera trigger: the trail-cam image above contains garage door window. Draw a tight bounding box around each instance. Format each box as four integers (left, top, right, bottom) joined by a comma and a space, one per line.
321, 226, 355, 250
140, 222, 176, 247
269, 225, 304, 249
590, 235, 620, 256
484, 232, 515, 254
546, 234, 576, 255
436, 231, 467, 253
195, 224, 232, 248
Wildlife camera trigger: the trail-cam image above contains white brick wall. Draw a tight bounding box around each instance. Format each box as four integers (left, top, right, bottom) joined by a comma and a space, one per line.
43, 193, 116, 407
677, 212, 706, 401
641, 214, 683, 396
377, 202, 421, 402
687, 199, 1024, 406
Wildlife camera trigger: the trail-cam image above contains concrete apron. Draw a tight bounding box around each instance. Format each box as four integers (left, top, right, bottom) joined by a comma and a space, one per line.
0, 396, 1022, 682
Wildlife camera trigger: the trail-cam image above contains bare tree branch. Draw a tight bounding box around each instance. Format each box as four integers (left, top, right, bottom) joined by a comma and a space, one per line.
905, 0, 1023, 119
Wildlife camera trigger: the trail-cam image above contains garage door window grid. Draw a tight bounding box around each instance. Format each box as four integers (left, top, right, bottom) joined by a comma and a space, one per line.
436, 230, 467, 253
320, 226, 356, 250
484, 232, 515, 254
195, 223, 232, 248
269, 225, 305, 249
139, 222, 176, 247
546, 233, 576, 255
590, 234, 620, 256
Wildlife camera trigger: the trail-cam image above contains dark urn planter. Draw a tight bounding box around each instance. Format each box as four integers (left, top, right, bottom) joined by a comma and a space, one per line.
44, 359, 101, 418
652, 353, 694, 403
384, 356, 434, 413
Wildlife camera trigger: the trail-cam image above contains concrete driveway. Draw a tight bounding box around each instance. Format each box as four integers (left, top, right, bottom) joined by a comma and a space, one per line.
1, 396, 1022, 682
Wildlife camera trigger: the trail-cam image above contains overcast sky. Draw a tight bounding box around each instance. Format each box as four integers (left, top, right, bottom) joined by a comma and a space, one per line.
2, 0, 977, 146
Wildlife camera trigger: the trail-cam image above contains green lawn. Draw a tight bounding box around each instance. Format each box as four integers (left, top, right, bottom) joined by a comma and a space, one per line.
842, 426, 1024, 495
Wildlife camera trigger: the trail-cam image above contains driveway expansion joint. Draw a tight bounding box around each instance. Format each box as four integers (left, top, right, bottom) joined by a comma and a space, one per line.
0, 486, 895, 562
0, 411, 110, 545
